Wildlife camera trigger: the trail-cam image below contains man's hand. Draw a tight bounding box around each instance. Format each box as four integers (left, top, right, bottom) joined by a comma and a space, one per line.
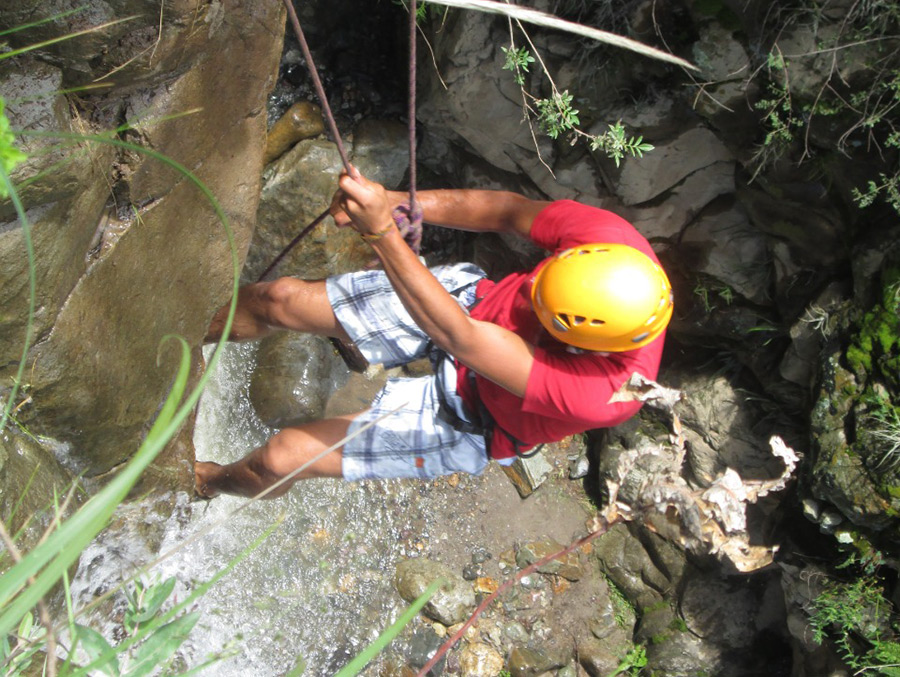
331, 170, 407, 236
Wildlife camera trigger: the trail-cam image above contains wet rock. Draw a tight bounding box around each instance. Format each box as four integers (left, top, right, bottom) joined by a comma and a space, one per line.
574, 636, 622, 677
248, 119, 409, 282
506, 646, 560, 677
4, 0, 284, 479
249, 332, 345, 427
263, 100, 325, 165
394, 558, 475, 625
462, 563, 481, 581
471, 546, 492, 564
593, 523, 686, 610
458, 641, 504, 676
515, 539, 584, 581
348, 119, 410, 189
503, 620, 530, 645
403, 625, 445, 674
0, 430, 76, 554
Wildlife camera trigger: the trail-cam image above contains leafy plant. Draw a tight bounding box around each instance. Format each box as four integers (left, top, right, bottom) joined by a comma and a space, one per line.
809, 574, 900, 676
536, 89, 580, 139
501, 45, 535, 85
606, 644, 647, 677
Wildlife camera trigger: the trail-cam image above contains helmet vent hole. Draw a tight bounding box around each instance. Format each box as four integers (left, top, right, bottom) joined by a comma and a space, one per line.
552, 316, 570, 332
572, 316, 586, 326
590, 319, 605, 326
645, 315, 657, 326
632, 331, 651, 343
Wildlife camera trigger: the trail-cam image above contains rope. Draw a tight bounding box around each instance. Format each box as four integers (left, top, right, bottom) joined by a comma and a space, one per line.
281, 0, 353, 175
261, 0, 423, 282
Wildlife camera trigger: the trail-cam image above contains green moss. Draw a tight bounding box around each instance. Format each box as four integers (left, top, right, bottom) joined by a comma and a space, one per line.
669, 617, 688, 632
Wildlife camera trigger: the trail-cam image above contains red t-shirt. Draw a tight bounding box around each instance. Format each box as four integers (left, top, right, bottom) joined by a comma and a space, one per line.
456, 200, 666, 460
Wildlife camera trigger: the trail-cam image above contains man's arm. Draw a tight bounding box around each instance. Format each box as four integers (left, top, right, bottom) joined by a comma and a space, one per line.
333, 181, 550, 240
336, 173, 536, 397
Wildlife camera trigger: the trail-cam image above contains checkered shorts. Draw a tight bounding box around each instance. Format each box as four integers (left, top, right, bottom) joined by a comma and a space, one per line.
326, 263, 490, 481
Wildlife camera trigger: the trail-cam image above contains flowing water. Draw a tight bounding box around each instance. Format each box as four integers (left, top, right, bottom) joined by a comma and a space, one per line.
68, 342, 441, 676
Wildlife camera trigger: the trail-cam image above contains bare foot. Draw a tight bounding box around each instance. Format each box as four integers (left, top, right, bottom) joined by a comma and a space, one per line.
194, 461, 222, 498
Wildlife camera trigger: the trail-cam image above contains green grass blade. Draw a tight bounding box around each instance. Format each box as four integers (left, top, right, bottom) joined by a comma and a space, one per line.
333, 577, 447, 677
0, 339, 192, 635
0, 17, 137, 61
0, 6, 89, 38
68, 518, 282, 677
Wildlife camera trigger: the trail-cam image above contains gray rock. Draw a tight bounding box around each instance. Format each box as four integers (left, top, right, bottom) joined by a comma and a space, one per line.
394, 558, 475, 625
249, 332, 345, 427
680, 200, 770, 305
616, 126, 734, 206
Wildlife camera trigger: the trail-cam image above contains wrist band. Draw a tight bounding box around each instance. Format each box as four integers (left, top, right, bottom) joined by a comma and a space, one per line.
360, 222, 394, 242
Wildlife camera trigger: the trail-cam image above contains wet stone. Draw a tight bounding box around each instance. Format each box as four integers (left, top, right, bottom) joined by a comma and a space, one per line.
516, 539, 584, 581
506, 646, 561, 677
471, 546, 493, 564
263, 100, 325, 165
462, 563, 481, 581
394, 558, 476, 625
459, 641, 505, 677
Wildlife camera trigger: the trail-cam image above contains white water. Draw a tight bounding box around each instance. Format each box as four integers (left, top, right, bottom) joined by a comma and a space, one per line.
69, 342, 437, 676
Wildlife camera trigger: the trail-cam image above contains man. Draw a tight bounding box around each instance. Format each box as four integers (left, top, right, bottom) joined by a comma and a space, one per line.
194, 170, 672, 498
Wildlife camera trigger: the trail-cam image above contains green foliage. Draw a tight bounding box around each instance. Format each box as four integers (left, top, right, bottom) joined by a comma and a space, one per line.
749, 7, 900, 214
0, 98, 26, 195
536, 89, 580, 139
590, 122, 654, 167
809, 574, 900, 676
501, 45, 535, 85
605, 644, 648, 677
693, 279, 735, 313
752, 49, 800, 172
498, 23, 654, 166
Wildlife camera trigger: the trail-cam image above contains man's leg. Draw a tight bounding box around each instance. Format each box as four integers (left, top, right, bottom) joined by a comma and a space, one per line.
194, 412, 363, 499
205, 277, 352, 343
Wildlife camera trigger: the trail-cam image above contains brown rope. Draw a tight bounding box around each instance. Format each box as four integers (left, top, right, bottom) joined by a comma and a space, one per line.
408, 0, 418, 213
281, 0, 354, 175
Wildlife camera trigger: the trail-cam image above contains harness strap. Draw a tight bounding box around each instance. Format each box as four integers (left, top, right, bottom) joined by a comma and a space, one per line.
430, 346, 544, 460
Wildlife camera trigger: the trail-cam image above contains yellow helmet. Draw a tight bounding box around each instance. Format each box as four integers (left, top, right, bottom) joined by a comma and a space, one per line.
531, 243, 673, 352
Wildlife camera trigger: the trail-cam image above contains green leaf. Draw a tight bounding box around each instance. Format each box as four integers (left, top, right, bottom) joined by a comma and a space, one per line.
127, 577, 177, 628
75, 624, 120, 677
124, 612, 200, 677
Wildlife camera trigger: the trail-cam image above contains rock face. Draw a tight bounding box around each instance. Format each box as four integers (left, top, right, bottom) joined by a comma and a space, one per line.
0, 1, 285, 482
394, 558, 476, 626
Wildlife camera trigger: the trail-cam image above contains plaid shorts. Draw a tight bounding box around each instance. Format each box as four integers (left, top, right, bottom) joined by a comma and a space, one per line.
326, 263, 490, 481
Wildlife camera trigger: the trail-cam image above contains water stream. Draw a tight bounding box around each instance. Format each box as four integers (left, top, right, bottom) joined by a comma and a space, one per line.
69, 342, 439, 676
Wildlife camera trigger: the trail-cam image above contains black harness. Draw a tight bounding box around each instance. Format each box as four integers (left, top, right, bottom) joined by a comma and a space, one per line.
428, 278, 543, 459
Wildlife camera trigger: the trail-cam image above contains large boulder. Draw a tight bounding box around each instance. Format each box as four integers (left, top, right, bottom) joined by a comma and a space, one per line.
0, 0, 285, 481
